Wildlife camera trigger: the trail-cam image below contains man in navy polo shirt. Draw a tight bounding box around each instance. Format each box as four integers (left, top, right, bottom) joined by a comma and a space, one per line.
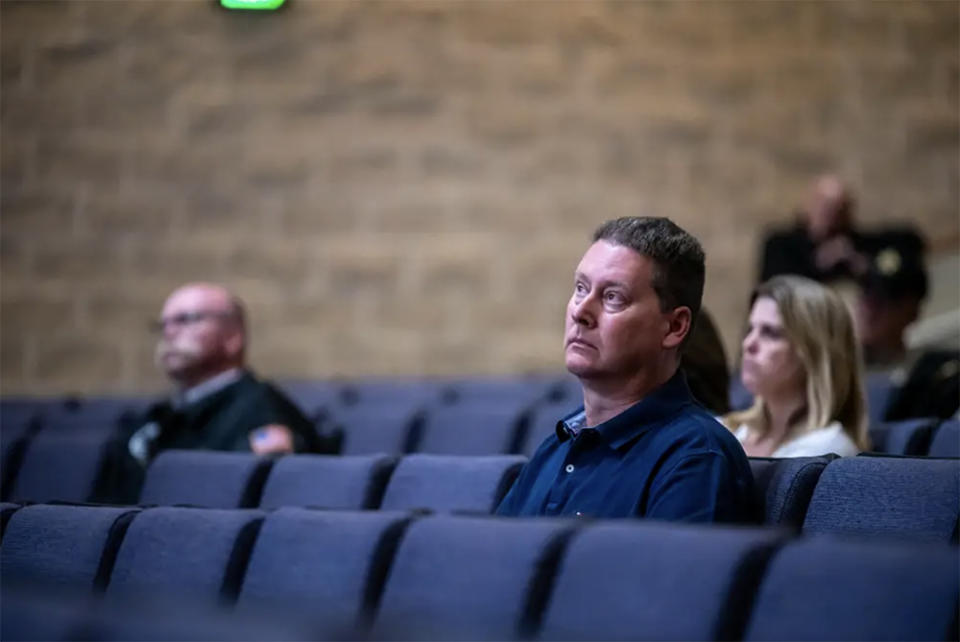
497, 217, 755, 522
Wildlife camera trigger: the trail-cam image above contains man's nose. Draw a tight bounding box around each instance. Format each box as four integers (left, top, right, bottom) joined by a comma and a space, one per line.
570, 294, 597, 328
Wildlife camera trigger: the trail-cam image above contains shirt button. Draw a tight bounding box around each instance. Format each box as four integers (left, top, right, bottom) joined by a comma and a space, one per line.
565, 464, 575, 473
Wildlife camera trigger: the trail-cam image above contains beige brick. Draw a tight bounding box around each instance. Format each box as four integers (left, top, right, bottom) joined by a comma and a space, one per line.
1, 0, 956, 392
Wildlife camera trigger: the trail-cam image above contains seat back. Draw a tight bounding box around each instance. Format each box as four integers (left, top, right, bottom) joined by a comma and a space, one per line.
522, 402, 577, 457
748, 456, 832, 529
372, 516, 573, 640
238, 508, 412, 634
2, 505, 138, 592
7, 431, 113, 503
868, 417, 937, 455
865, 371, 898, 424
416, 402, 526, 455
380, 455, 525, 513
332, 403, 421, 455
258, 454, 396, 509
106, 507, 263, 604
138, 450, 272, 508
745, 537, 960, 641
929, 419, 960, 457
538, 522, 785, 641
803, 456, 960, 542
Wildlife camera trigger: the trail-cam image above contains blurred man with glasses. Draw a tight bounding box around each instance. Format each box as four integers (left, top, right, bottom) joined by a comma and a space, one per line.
106, 282, 323, 502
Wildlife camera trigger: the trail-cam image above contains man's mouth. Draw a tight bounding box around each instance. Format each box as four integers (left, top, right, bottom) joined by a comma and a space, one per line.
567, 337, 596, 350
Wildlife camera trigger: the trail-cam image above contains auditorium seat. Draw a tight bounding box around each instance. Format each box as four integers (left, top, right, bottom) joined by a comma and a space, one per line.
237, 508, 413, 635
338, 379, 441, 407
274, 381, 342, 419
0, 587, 91, 641
138, 450, 273, 508
331, 402, 422, 455
106, 507, 263, 604
439, 377, 553, 405
0, 501, 22, 541
415, 402, 528, 455
748, 456, 833, 529
371, 515, 574, 640
2, 504, 139, 593
1, 417, 36, 499
803, 455, 960, 542
40, 397, 148, 434
258, 454, 396, 510
538, 522, 785, 641
928, 418, 960, 458
744, 537, 960, 641
868, 417, 937, 456
521, 402, 578, 457
865, 371, 898, 425
379, 454, 525, 513
6, 431, 114, 503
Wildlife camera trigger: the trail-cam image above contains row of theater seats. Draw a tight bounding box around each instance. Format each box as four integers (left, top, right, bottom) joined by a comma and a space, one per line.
2, 385, 957, 505
3, 503, 957, 641
4, 450, 959, 543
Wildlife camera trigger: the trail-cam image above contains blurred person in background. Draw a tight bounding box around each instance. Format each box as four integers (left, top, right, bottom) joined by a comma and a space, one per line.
856, 247, 928, 374
723, 275, 869, 457
106, 282, 326, 502
758, 174, 926, 289
759, 174, 871, 284
857, 249, 960, 421
497, 217, 754, 522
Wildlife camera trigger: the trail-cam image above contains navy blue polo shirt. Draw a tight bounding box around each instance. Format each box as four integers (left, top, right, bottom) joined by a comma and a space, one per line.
497, 372, 755, 522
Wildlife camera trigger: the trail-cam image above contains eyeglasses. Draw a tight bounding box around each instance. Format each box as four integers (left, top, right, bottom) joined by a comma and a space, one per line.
150, 311, 233, 334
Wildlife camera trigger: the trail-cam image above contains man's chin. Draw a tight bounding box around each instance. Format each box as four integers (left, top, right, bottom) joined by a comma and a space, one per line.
565, 354, 600, 378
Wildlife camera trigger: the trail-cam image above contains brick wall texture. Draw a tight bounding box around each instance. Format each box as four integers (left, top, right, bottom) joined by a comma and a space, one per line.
2, 0, 958, 395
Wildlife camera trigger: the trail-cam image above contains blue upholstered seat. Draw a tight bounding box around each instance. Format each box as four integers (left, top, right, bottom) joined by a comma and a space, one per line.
521, 402, 578, 457
745, 537, 960, 640
138, 450, 273, 508
538, 522, 785, 641
2, 504, 138, 592
379, 454, 526, 513
331, 402, 422, 455
803, 455, 960, 542
237, 507, 412, 634
928, 418, 959, 457
372, 515, 573, 640
868, 417, 937, 455
106, 507, 263, 604
748, 456, 833, 529
7, 431, 113, 503
258, 454, 396, 509
415, 402, 528, 455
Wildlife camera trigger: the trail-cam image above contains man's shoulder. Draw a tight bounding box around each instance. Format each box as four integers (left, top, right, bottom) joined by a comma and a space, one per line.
645, 404, 744, 458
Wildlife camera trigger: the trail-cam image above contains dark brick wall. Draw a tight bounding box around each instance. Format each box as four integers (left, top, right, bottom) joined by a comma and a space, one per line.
2, 1, 957, 394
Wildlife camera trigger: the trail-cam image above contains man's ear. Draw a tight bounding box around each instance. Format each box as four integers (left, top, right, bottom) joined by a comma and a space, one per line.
223, 327, 245, 360
662, 306, 693, 351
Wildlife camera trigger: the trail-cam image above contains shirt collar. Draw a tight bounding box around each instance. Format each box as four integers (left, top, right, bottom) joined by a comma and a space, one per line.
174, 368, 244, 408
556, 370, 695, 450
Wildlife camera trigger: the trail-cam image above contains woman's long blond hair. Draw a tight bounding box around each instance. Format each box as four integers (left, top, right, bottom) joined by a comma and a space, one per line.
724, 275, 869, 450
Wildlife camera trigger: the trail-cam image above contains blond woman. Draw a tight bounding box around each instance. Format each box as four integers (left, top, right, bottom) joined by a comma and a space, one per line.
723, 275, 869, 457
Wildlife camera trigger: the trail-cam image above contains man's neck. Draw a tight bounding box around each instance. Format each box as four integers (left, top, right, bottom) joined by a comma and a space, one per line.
173, 367, 244, 407
579, 362, 678, 428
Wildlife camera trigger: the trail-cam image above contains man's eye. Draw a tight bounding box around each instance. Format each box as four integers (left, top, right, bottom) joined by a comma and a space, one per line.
604, 292, 623, 304
574, 282, 587, 295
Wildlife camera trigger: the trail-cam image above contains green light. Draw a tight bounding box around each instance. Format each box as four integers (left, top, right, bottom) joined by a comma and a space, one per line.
220, 0, 286, 10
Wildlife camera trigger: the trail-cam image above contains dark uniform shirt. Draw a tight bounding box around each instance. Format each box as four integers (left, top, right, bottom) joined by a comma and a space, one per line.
104, 370, 325, 503
496, 372, 755, 522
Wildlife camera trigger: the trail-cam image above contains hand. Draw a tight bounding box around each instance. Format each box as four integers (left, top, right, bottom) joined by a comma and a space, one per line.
250, 424, 295, 455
